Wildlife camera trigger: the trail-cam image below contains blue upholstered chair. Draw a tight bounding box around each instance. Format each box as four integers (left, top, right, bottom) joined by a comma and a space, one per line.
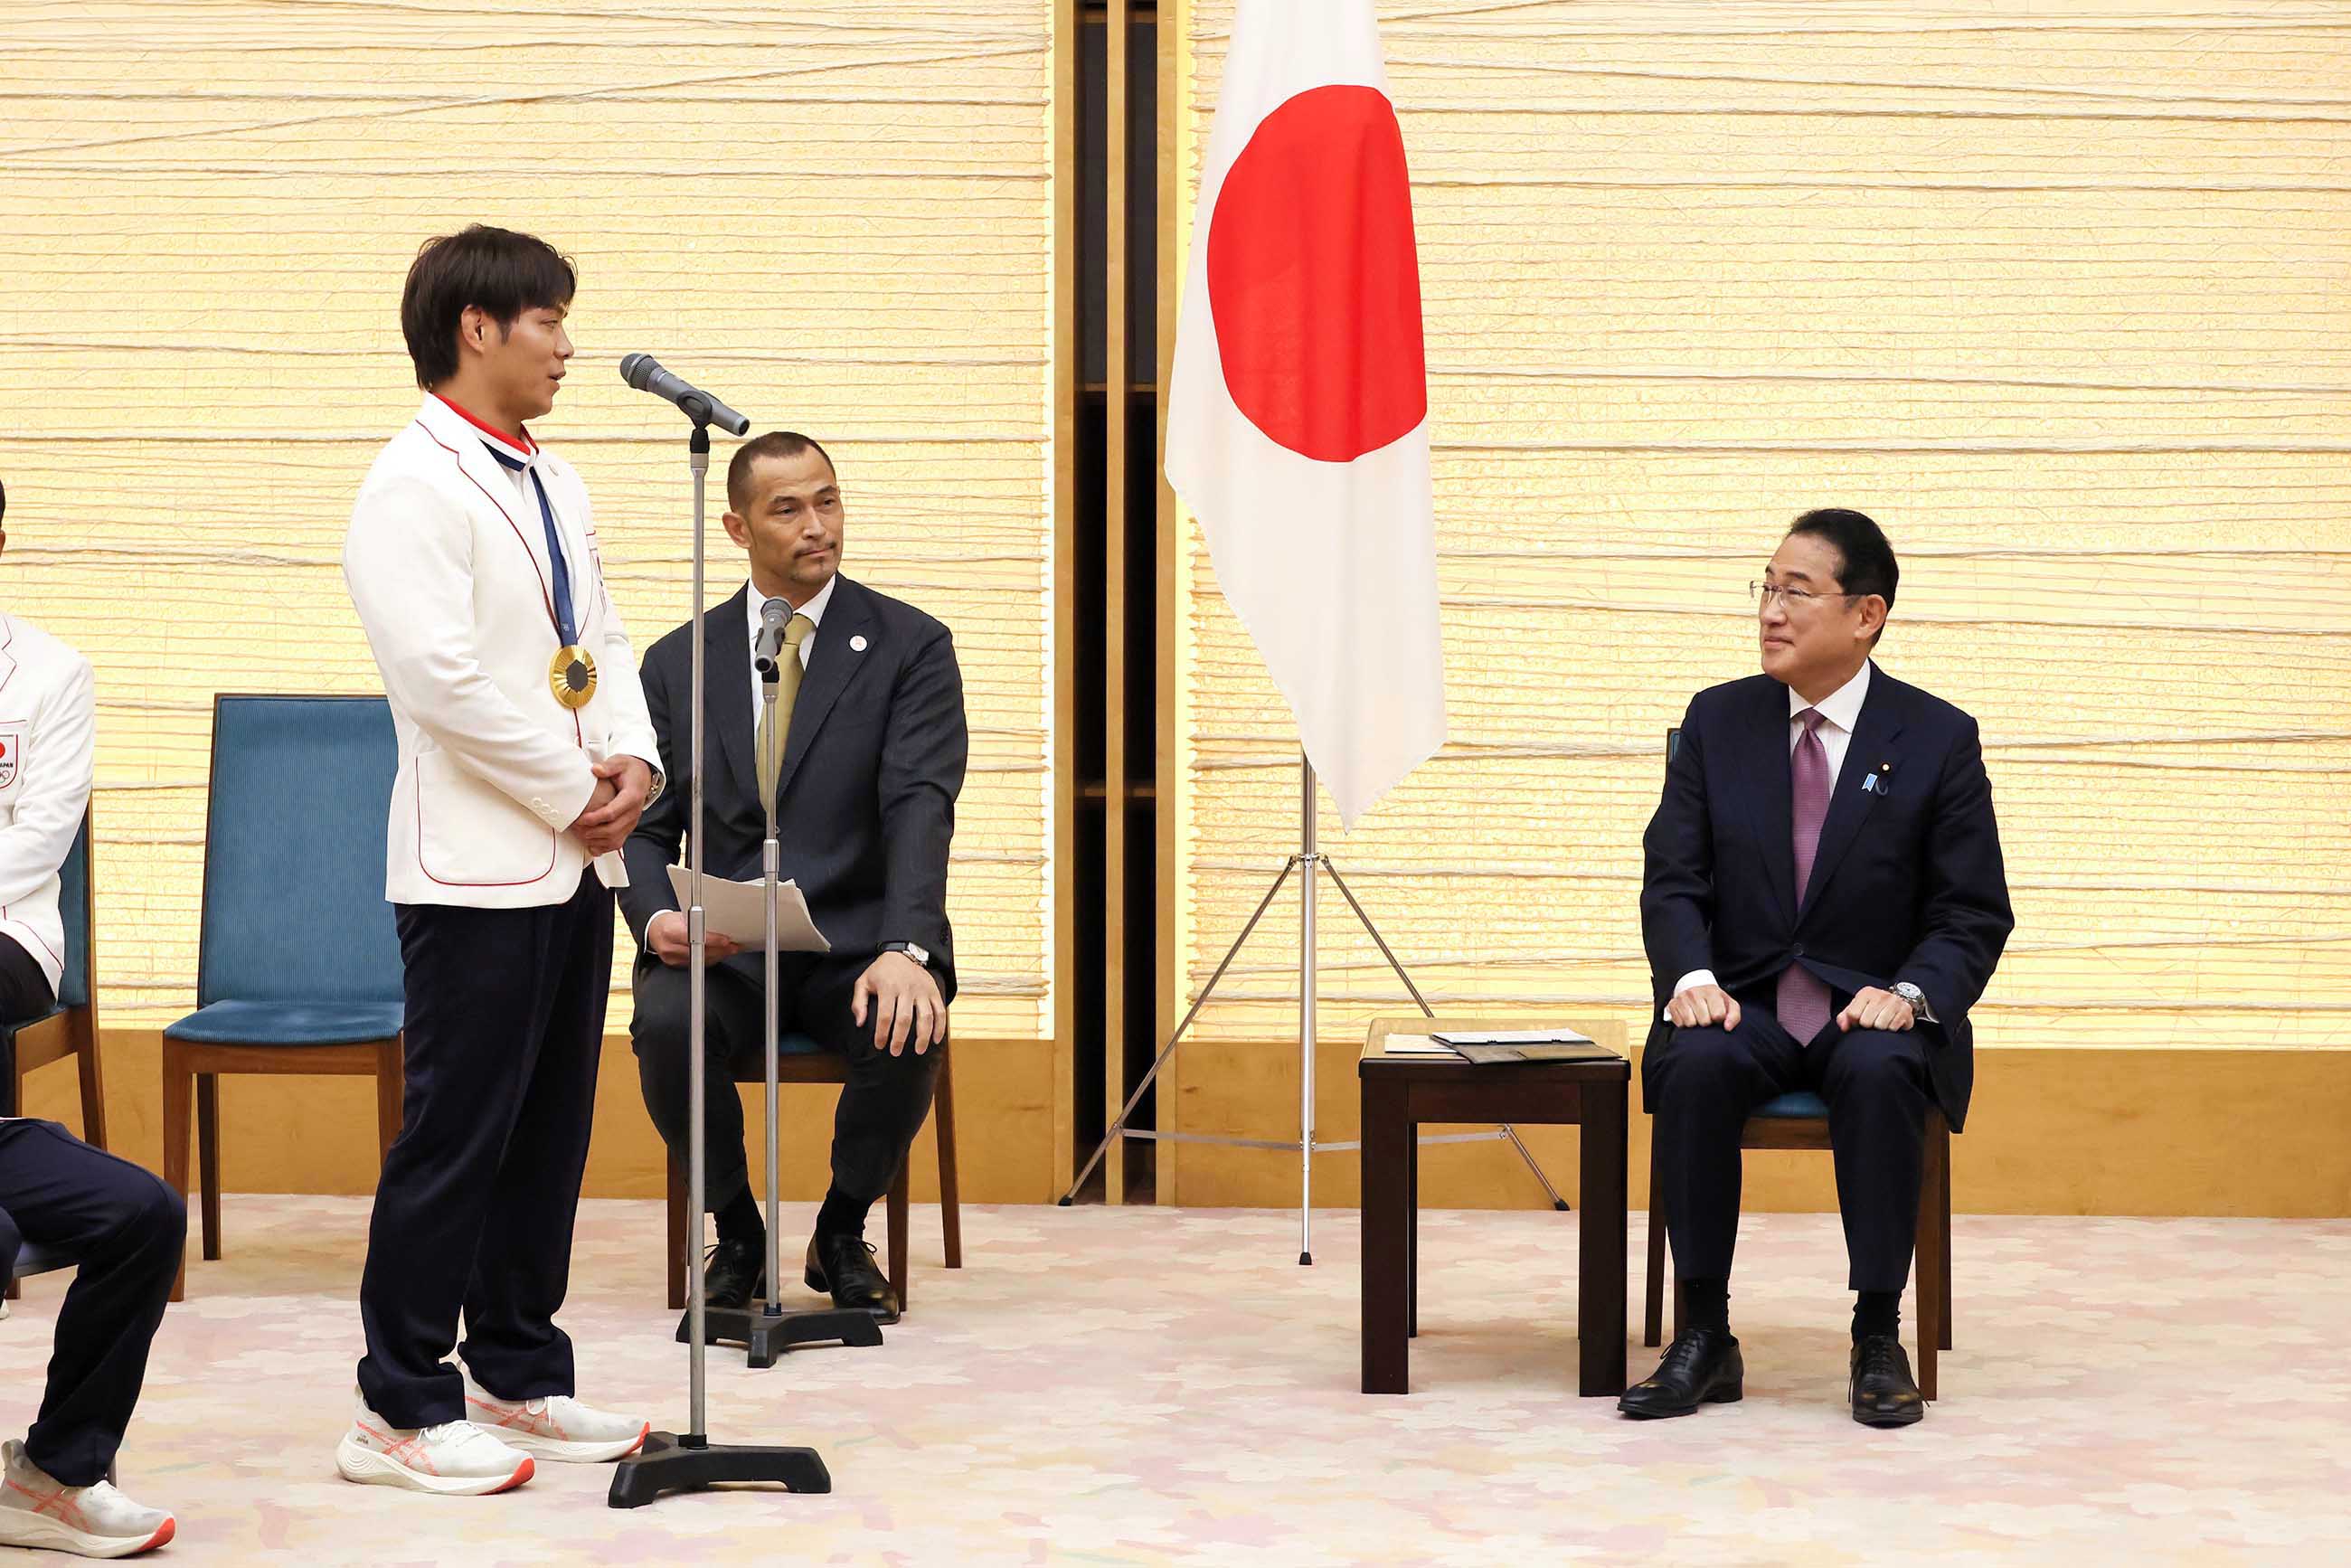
161, 696, 405, 1300
1639, 727, 1953, 1398
3, 808, 103, 1305
660, 1034, 963, 1313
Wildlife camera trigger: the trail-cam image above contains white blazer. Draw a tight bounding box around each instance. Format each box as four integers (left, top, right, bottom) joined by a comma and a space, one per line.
0, 612, 95, 997
344, 395, 660, 909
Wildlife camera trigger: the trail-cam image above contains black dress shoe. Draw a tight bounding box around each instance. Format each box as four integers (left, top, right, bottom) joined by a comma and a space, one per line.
702, 1237, 765, 1310
1619, 1328, 1743, 1419
805, 1233, 900, 1323
1849, 1335, 1925, 1427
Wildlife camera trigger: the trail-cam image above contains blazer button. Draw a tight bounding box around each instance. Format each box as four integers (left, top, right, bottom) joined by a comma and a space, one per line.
1792, 943, 1806, 959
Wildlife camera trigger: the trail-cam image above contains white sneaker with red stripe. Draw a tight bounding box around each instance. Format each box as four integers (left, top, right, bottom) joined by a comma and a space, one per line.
334, 1392, 534, 1496
0, 1439, 175, 1558
461, 1376, 648, 1463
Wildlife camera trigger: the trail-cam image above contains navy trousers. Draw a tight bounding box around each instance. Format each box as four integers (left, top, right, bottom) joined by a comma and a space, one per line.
0, 1119, 186, 1488
1644, 1001, 1931, 1295
356, 872, 613, 1429
629, 955, 940, 1226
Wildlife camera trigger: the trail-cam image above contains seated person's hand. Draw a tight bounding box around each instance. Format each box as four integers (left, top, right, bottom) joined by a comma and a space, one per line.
853, 951, 947, 1056
1837, 987, 1915, 1033
646, 910, 742, 967
1666, 983, 1742, 1032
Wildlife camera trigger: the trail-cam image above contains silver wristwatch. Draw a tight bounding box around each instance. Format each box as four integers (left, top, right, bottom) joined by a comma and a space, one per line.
1891, 981, 1936, 1024
883, 941, 932, 969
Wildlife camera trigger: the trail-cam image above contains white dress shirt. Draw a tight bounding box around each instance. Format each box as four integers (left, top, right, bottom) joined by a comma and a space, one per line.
745, 572, 834, 731
1667, 660, 1874, 1009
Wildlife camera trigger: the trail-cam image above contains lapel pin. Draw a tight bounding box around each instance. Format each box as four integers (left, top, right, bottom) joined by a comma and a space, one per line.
849, 635, 868, 653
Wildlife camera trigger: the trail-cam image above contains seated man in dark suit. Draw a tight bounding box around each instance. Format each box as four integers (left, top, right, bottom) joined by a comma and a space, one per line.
620, 431, 966, 1324
1625, 508, 2013, 1428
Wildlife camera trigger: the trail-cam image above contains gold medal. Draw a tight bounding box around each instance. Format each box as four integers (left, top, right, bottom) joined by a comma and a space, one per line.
550, 645, 598, 709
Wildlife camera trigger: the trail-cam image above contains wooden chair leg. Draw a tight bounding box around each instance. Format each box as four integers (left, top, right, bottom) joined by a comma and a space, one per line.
1642, 1133, 1666, 1347
161, 1044, 192, 1302
195, 1072, 222, 1262
74, 1016, 108, 1152
374, 1037, 404, 1165
886, 1157, 910, 1308
935, 1045, 962, 1270
665, 1155, 689, 1313
1940, 1149, 1955, 1351
3, 1065, 14, 1300
1914, 1114, 1946, 1402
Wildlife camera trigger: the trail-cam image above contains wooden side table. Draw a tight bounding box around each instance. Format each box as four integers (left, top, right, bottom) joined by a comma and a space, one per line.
1359, 1015, 1629, 1398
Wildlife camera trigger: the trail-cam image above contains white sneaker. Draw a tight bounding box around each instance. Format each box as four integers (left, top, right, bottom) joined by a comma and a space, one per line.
461, 1377, 647, 1463
0, 1439, 175, 1558
335, 1392, 534, 1496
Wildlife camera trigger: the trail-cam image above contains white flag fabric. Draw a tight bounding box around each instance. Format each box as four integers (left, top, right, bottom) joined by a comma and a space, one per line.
1164, 0, 1445, 829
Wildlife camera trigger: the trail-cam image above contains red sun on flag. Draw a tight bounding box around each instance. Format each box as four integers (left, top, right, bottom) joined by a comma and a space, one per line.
1205, 83, 1427, 464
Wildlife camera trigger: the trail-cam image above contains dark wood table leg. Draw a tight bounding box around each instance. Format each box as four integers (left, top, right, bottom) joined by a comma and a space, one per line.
1405, 1124, 1419, 1339
1361, 1078, 1411, 1394
1578, 1081, 1629, 1396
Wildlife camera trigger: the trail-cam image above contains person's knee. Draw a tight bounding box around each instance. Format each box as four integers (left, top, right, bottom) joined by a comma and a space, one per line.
1654, 1027, 1755, 1103
1824, 1028, 1928, 1109
629, 967, 694, 1058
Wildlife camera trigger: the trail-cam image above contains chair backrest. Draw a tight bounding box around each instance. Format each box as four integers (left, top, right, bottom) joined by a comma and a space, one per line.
195, 695, 402, 1006
55, 808, 92, 1010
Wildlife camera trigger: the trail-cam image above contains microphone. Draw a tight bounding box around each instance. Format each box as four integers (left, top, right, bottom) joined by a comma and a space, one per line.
618, 353, 750, 435
753, 596, 789, 678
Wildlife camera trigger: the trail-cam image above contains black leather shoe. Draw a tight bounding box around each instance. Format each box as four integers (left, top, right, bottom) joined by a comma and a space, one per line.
702, 1237, 765, 1310
806, 1233, 900, 1323
1618, 1328, 1743, 1419
1849, 1335, 1925, 1427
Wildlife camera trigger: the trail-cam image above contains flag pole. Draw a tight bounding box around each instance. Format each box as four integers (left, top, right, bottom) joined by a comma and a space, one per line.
1298, 752, 1317, 1266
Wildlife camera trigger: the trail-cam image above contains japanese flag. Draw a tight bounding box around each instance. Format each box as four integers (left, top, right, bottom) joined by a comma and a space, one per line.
1165, 0, 1445, 830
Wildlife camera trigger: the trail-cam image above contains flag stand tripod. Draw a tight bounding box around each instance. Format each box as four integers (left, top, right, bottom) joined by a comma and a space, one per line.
1060, 754, 1566, 1259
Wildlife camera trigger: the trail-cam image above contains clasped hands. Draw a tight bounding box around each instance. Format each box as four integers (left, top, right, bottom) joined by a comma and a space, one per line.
1666, 983, 1915, 1034
567, 756, 652, 856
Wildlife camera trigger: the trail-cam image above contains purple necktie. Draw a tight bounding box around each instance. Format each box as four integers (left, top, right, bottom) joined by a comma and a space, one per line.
1777, 709, 1834, 1043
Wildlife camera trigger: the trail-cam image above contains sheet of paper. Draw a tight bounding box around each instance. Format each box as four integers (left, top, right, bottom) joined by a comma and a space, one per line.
1381, 1033, 1459, 1057
1430, 1027, 1595, 1047
666, 865, 833, 953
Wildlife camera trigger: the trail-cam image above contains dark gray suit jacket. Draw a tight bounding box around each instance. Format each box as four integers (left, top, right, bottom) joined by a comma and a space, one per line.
618, 576, 968, 1000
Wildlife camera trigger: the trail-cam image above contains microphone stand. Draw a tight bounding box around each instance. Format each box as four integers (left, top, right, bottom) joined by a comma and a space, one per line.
686, 643, 881, 1366
609, 417, 832, 1508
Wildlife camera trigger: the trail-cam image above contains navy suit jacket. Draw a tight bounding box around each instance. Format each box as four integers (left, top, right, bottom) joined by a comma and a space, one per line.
618, 576, 968, 1000
1640, 665, 2014, 1130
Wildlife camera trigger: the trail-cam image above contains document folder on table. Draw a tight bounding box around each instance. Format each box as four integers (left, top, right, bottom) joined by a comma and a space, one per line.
1429, 1029, 1620, 1066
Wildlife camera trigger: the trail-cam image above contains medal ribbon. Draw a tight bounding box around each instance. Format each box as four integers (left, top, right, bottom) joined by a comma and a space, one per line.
486, 442, 579, 647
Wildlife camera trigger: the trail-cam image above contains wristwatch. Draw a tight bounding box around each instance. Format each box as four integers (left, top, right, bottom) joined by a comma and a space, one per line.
883, 941, 932, 969
1891, 981, 1936, 1024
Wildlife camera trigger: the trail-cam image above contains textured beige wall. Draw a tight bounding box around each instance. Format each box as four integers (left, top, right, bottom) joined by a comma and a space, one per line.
1172, 0, 2351, 1077
0, 3, 1055, 1036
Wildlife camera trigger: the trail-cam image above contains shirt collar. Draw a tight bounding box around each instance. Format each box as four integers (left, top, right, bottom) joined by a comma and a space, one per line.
431, 392, 536, 463
1790, 658, 1872, 733
746, 572, 837, 644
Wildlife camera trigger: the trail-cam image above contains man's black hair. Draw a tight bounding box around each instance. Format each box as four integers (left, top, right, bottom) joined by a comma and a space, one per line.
400, 225, 576, 390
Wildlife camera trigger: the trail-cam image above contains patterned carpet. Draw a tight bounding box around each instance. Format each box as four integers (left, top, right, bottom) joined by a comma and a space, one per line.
5, 1198, 2346, 1564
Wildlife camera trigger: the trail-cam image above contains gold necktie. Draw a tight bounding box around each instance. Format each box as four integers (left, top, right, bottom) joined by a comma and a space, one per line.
755, 613, 815, 802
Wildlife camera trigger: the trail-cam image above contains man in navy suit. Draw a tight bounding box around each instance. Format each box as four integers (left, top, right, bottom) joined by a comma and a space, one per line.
620, 431, 966, 1325
1622, 509, 2013, 1427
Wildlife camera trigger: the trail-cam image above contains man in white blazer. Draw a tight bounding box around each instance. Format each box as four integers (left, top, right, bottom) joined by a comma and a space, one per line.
0, 479, 186, 1559
335, 228, 657, 1496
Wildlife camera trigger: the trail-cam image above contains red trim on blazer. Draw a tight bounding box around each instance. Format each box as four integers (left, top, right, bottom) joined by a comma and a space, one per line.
412, 770, 561, 890
430, 393, 536, 458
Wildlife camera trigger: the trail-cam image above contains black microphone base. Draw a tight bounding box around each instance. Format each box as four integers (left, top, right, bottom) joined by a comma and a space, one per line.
680, 1303, 882, 1369
607, 1431, 830, 1508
